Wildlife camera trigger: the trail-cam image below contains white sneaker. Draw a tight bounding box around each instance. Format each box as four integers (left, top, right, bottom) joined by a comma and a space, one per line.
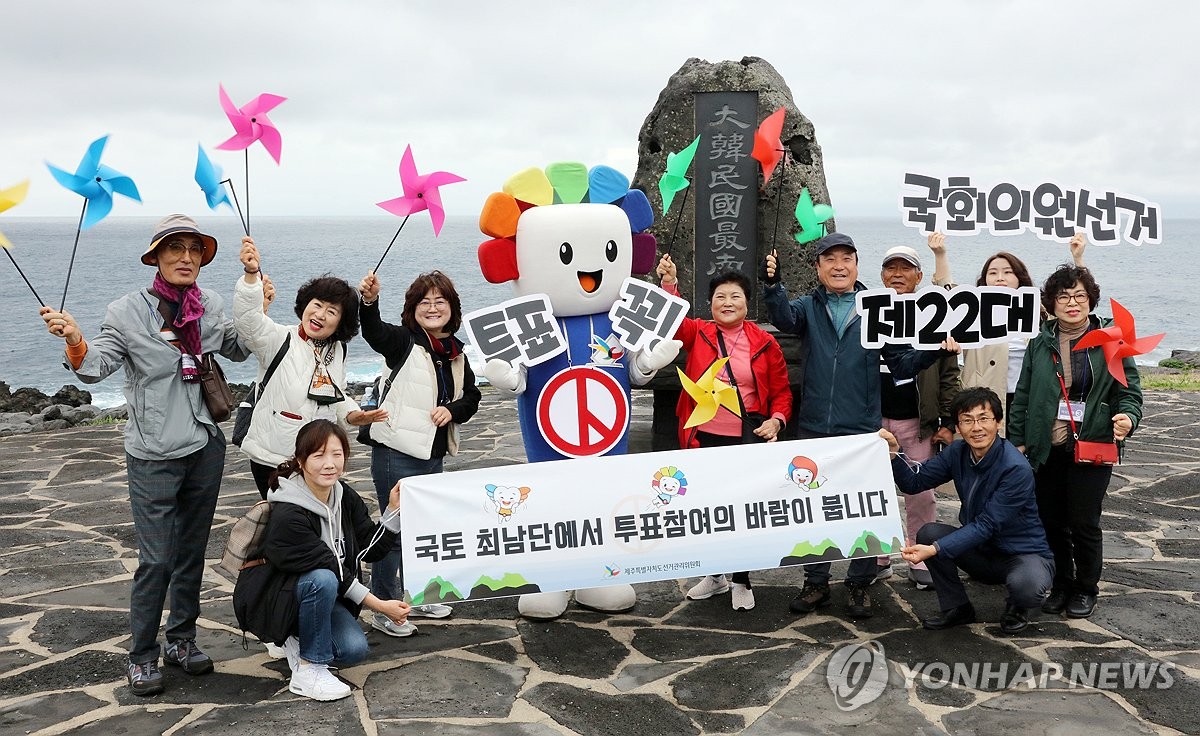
731, 582, 756, 611
872, 563, 894, 584
264, 642, 286, 659
686, 575, 730, 600
282, 636, 300, 672
289, 663, 351, 701
370, 612, 417, 637
409, 603, 453, 619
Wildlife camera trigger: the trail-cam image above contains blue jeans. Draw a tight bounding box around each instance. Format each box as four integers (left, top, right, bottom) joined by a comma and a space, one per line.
126, 433, 224, 664
369, 445, 443, 600
918, 522, 1055, 611
295, 569, 370, 666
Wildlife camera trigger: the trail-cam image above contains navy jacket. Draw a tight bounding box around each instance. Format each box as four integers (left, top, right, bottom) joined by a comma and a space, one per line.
890, 436, 1052, 560
764, 282, 942, 435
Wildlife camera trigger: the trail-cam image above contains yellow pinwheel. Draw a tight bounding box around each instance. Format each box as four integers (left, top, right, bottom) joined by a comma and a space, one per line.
678, 358, 742, 429
0, 179, 30, 249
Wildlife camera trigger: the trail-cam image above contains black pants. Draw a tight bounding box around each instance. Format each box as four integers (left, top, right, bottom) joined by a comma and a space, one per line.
250, 460, 275, 500
1034, 444, 1112, 596
695, 431, 751, 587
918, 522, 1054, 612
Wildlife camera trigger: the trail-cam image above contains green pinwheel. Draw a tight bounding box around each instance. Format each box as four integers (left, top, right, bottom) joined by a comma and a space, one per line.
658, 135, 700, 215
794, 187, 835, 245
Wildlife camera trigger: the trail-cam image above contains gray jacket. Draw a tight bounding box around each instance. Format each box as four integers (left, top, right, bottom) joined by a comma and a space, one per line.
67, 287, 249, 460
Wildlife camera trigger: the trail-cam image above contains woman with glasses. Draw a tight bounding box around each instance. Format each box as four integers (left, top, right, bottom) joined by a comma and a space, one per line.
356, 270, 481, 634
235, 238, 385, 499
1007, 264, 1143, 620
927, 232, 1087, 427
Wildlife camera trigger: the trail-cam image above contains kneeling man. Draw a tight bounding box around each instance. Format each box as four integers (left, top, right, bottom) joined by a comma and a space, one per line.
880, 387, 1053, 634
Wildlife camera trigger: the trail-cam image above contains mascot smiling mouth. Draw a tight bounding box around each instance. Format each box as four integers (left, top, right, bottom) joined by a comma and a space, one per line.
577, 270, 603, 294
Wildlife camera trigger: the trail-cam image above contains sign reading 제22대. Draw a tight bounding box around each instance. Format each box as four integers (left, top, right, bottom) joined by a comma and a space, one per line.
399, 433, 903, 604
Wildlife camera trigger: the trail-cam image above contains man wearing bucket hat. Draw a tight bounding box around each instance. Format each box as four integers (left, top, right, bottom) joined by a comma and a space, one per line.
762, 233, 959, 620
40, 214, 249, 696
874, 245, 960, 591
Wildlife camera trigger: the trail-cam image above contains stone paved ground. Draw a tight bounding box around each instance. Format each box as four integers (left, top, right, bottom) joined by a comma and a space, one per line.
1, 389, 1198, 735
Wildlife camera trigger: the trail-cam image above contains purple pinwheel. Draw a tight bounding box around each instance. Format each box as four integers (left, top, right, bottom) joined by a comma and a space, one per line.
376, 145, 466, 236
215, 84, 286, 163
46, 135, 141, 230
372, 145, 466, 272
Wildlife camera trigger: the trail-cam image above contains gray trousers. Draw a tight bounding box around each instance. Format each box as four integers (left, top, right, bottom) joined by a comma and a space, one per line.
918, 522, 1054, 612
125, 433, 224, 663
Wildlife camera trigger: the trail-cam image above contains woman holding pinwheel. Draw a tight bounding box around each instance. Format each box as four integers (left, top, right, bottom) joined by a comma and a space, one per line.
1007, 264, 1144, 620
233, 238, 385, 499
656, 254, 792, 612
354, 269, 481, 634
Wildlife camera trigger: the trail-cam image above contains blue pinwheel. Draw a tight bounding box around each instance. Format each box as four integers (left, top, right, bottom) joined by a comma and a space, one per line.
195, 144, 248, 234
46, 135, 141, 230
46, 135, 141, 310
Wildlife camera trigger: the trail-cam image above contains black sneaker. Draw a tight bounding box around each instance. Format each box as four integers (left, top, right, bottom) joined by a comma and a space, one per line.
164, 639, 214, 675
1041, 589, 1069, 615
789, 582, 832, 614
922, 603, 977, 630
845, 583, 874, 618
1066, 593, 1097, 619
127, 660, 164, 696
1000, 604, 1030, 635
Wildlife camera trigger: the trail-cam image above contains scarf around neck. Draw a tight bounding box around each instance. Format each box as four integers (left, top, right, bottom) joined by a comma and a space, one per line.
152, 273, 205, 380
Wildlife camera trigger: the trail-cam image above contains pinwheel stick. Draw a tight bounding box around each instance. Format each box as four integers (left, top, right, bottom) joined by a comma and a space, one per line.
244, 150, 251, 236
221, 178, 250, 236
4, 248, 46, 307
664, 185, 691, 258
373, 214, 412, 273
59, 200, 88, 312
769, 149, 788, 254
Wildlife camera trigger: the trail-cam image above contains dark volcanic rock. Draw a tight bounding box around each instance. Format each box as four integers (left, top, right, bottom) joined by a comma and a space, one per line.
943, 690, 1157, 735
51, 385, 92, 407
1088, 592, 1200, 650
188, 696, 365, 735
1, 387, 51, 414
519, 620, 628, 678
32, 609, 129, 653
365, 655, 524, 720
672, 643, 823, 710
526, 681, 700, 736
0, 650, 127, 699
631, 627, 774, 662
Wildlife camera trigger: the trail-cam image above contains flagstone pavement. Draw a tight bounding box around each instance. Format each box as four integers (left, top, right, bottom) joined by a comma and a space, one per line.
1, 388, 1198, 735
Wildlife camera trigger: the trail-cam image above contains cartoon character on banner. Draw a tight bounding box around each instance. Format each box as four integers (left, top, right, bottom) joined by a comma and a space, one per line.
485, 484, 530, 523
475, 162, 684, 620
650, 466, 688, 508
788, 456, 826, 490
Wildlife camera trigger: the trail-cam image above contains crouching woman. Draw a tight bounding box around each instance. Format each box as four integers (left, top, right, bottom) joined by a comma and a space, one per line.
261, 419, 411, 701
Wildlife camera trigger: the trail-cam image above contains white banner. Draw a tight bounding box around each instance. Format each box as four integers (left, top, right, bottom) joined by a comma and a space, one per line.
400, 433, 904, 605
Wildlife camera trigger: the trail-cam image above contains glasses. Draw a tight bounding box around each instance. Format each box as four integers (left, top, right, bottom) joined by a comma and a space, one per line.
1055, 291, 1089, 305
957, 415, 996, 428
419, 298, 449, 309
162, 240, 206, 258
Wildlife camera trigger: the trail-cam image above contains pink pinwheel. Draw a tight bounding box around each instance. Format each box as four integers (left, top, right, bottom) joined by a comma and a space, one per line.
1072, 298, 1165, 387
751, 107, 786, 185
215, 84, 286, 164
376, 145, 466, 236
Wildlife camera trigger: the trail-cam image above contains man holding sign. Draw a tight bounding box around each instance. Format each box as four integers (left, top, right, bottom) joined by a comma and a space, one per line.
763, 232, 958, 619
881, 387, 1054, 635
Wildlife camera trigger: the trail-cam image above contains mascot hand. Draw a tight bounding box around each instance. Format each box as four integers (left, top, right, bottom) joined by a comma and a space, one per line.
483, 359, 526, 394
633, 338, 682, 374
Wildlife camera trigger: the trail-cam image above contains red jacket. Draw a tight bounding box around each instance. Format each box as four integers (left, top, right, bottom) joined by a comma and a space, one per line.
673, 317, 792, 449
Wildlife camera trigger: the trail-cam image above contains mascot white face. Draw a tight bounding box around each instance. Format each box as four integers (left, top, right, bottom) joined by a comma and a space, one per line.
511, 204, 633, 317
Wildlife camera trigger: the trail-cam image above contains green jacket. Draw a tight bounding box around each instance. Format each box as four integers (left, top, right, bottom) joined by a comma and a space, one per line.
1007, 316, 1143, 470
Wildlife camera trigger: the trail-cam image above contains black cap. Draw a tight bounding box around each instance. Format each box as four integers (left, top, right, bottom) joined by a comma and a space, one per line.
813, 232, 856, 256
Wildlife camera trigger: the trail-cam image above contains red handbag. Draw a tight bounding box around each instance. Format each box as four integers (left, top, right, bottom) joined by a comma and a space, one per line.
1054, 354, 1119, 465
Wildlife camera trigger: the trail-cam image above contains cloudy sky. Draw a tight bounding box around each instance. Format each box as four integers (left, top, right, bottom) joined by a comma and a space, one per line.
2, 1, 1196, 220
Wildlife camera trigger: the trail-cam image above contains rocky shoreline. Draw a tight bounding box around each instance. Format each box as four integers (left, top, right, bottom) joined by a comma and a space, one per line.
2, 350, 1195, 438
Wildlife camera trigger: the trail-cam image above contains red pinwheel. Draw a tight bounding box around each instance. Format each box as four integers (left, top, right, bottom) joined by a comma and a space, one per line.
751, 107, 786, 185
1072, 299, 1165, 386
215, 84, 286, 163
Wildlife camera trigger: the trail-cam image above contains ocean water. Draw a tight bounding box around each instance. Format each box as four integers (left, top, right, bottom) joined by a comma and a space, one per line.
1, 215, 1192, 408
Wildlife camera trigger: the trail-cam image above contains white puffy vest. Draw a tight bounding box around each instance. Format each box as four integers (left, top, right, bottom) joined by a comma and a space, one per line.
368, 345, 466, 460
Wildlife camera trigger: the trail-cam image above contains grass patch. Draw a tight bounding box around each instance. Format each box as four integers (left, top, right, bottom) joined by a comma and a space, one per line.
1142, 371, 1200, 391
83, 416, 126, 426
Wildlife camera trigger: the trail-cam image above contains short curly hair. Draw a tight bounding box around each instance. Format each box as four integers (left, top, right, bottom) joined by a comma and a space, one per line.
1041, 264, 1100, 316
402, 271, 463, 335
707, 270, 752, 301
293, 275, 360, 343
